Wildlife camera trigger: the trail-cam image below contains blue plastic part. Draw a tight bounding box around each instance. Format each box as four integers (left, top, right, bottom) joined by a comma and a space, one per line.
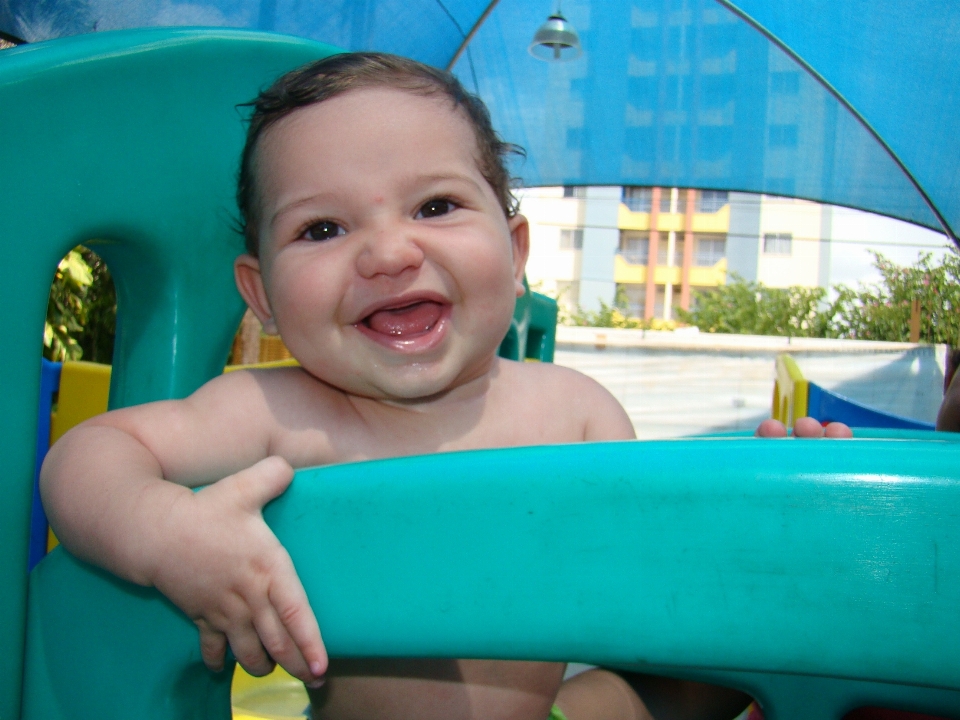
808, 382, 937, 431
29, 359, 61, 572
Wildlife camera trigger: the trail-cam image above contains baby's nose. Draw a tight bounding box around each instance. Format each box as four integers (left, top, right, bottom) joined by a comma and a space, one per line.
355, 228, 425, 278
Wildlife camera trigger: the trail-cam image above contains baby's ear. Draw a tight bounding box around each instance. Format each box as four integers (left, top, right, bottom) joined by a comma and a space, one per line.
508, 214, 530, 298
234, 254, 278, 335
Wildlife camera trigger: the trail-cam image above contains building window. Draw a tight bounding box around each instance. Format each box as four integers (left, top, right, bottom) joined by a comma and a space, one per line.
694, 234, 726, 266
697, 190, 728, 213
560, 228, 584, 250
619, 232, 649, 264
556, 280, 581, 308
659, 192, 673, 213
622, 186, 652, 212
563, 185, 587, 198
617, 283, 645, 319
674, 192, 688, 215
763, 232, 793, 255
657, 242, 669, 265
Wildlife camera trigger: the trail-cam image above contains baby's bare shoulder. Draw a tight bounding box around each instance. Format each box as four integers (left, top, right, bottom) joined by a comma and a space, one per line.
495, 361, 635, 442
204, 365, 348, 420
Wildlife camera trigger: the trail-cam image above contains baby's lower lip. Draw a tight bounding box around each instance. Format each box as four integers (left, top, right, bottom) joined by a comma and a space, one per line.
355, 301, 450, 351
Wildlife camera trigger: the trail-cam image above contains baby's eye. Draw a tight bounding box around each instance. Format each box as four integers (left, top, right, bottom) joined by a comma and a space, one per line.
416, 198, 455, 219
302, 220, 345, 242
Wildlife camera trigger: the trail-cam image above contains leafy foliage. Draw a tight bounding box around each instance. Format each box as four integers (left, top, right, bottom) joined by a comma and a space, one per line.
677, 249, 960, 344
44, 247, 116, 362
562, 287, 677, 330
45, 249, 91, 361
826, 252, 960, 346
675, 275, 829, 338
76, 249, 117, 363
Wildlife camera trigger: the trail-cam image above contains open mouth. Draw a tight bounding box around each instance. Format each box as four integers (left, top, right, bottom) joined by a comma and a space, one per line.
356, 298, 449, 350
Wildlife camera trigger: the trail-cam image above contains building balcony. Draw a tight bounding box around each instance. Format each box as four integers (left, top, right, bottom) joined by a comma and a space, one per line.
614, 254, 728, 286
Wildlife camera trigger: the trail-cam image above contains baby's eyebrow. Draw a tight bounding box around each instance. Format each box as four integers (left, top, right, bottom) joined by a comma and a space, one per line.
268, 192, 338, 228
413, 173, 485, 193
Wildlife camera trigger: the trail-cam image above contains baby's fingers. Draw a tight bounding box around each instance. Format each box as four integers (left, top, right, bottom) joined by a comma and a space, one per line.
261, 559, 327, 685
228, 622, 276, 677
824, 421, 853, 438
755, 418, 788, 438
196, 620, 227, 672
793, 417, 853, 438
228, 456, 295, 513
254, 605, 326, 688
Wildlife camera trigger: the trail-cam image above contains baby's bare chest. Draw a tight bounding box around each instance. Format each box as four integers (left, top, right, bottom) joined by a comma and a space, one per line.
267, 391, 584, 471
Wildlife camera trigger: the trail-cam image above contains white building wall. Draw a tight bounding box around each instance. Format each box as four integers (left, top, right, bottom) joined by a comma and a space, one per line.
578, 186, 621, 312
516, 187, 583, 308
756, 196, 821, 288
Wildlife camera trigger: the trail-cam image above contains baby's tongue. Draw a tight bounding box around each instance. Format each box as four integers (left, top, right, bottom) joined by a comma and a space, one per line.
366, 301, 442, 336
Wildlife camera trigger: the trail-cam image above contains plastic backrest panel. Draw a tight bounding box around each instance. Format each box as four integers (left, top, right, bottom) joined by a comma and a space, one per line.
500, 280, 558, 363
0, 29, 339, 719
4, 29, 960, 720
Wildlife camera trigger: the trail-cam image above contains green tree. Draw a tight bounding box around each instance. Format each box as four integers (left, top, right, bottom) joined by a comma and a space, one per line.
44, 246, 116, 363
44, 249, 92, 361
76, 248, 116, 363
827, 251, 960, 346
563, 287, 650, 329
679, 249, 960, 344
677, 274, 827, 338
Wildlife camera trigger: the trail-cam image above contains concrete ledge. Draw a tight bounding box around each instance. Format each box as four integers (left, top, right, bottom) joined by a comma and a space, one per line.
556, 326, 943, 355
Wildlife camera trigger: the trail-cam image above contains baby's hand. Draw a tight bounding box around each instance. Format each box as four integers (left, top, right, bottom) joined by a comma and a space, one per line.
149, 456, 327, 686
755, 417, 853, 438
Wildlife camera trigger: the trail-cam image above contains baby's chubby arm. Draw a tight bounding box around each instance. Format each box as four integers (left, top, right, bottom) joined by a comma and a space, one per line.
39, 369, 328, 686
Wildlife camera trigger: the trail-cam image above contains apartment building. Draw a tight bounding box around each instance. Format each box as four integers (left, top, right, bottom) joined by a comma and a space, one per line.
520, 186, 949, 320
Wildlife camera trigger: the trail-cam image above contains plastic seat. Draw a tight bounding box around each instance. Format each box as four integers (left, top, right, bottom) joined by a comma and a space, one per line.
3, 29, 960, 720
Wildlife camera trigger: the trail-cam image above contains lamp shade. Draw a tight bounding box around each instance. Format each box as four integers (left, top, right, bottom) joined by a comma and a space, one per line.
529, 13, 582, 61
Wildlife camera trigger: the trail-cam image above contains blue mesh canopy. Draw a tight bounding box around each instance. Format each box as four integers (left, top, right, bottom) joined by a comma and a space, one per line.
3, 0, 958, 241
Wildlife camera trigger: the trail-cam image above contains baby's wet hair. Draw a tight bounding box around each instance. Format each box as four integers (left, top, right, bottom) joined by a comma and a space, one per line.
237, 51, 523, 256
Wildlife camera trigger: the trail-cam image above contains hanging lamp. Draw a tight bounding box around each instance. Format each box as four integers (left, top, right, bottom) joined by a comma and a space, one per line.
529, 9, 582, 61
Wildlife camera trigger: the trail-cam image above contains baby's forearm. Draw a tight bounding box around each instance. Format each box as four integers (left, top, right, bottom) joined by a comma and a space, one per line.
39, 422, 192, 587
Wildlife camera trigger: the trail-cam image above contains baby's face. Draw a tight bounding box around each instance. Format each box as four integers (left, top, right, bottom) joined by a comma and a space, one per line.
235, 87, 529, 401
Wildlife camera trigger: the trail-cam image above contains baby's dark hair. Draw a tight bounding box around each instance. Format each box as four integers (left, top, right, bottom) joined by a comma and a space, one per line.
237, 51, 523, 256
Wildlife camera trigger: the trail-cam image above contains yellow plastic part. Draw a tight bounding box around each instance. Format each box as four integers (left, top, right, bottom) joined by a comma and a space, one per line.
45, 361, 113, 552
49, 361, 112, 445
771, 354, 809, 429
224, 358, 300, 373
231, 665, 310, 720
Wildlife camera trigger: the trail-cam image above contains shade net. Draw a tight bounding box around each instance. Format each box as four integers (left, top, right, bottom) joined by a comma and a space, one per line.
2, 0, 957, 240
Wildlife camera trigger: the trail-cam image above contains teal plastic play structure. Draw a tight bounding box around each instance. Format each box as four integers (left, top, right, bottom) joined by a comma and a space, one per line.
3, 27, 960, 720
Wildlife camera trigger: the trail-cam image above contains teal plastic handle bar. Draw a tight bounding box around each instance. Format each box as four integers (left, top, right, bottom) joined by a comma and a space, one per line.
23, 437, 960, 719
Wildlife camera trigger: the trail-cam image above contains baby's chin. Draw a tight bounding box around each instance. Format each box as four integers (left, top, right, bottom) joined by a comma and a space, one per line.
311, 358, 498, 406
